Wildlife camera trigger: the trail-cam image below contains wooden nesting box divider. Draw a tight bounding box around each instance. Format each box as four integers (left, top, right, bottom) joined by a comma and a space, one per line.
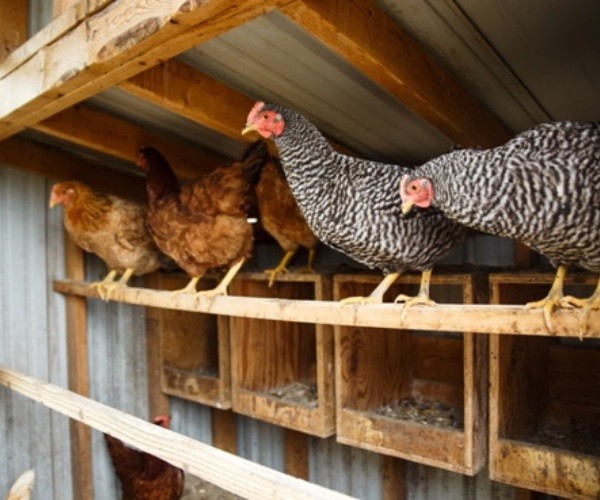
334, 273, 488, 475
229, 272, 334, 437
489, 272, 600, 499
146, 273, 231, 409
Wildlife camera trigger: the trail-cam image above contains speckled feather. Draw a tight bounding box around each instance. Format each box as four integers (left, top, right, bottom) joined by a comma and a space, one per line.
260, 105, 466, 274
407, 121, 600, 272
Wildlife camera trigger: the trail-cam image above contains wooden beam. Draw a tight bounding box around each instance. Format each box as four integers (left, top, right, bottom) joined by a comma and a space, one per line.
211, 409, 237, 455
53, 277, 600, 338
34, 104, 226, 179
284, 429, 309, 480
382, 456, 406, 500
0, 0, 27, 63
53, 0, 79, 18
0, 0, 289, 140
281, 0, 512, 148
64, 233, 93, 499
0, 365, 357, 500
0, 136, 146, 202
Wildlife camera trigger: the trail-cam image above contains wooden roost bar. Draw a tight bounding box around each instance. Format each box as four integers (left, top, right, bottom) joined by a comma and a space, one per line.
489, 273, 600, 498
146, 273, 231, 408
228, 272, 334, 437
334, 273, 488, 475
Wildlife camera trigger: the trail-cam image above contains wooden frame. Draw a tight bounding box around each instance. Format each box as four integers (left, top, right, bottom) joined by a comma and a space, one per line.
489, 273, 600, 499
333, 273, 488, 475
229, 272, 335, 437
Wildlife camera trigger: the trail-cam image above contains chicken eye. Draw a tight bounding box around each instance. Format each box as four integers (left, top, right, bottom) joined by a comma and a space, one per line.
410, 184, 418, 192
263, 113, 270, 120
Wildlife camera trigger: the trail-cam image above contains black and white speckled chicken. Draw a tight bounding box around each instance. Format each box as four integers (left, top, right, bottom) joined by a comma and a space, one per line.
243, 102, 466, 308
401, 121, 600, 334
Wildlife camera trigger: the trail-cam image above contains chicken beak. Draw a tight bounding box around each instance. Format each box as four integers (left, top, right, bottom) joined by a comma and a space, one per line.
49, 193, 59, 208
241, 124, 257, 136
401, 200, 415, 215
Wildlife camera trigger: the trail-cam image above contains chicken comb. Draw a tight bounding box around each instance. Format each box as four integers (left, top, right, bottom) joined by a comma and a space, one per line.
247, 101, 266, 125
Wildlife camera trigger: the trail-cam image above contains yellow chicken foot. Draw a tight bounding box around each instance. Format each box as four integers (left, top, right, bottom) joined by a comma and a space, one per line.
394, 269, 437, 323
296, 248, 317, 274
560, 277, 600, 339
340, 272, 400, 305
102, 268, 135, 302
89, 269, 118, 301
197, 259, 245, 299
171, 276, 201, 296
525, 264, 569, 333
265, 250, 295, 287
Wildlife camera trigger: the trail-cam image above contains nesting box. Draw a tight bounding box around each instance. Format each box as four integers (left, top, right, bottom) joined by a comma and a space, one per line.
334, 273, 488, 475
147, 273, 231, 409
489, 272, 600, 498
229, 272, 334, 437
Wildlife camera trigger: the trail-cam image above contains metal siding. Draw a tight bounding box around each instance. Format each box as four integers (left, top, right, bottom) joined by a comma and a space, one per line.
236, 415, 285, 471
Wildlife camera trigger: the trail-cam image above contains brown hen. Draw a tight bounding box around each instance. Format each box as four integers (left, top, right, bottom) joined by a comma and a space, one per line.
137, 142, 267, 297
255, 156, 319, 286
50, 181, 165, 300
104, 416, 184, 500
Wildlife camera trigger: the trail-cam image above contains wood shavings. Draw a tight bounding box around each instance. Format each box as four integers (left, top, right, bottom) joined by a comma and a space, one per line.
375, 397, 464, 429
530, 422, 600, 456
265, 382, 318, 407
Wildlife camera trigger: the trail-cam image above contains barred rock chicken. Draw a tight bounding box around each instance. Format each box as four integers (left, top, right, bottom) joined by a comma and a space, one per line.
104, 416, 183, 500
50, 181, 165, 300
137, 142, 267, 297
243, 102, 466, 308
401, 121, 600, 334
255, 151, 320, 286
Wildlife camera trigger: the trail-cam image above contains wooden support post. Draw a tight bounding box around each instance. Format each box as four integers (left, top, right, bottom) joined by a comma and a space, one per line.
382, 456, 406, 500
284, 430, 309, 480
0, 0, 27, 63
64, 232, 92, 500
211, 409, 237, 455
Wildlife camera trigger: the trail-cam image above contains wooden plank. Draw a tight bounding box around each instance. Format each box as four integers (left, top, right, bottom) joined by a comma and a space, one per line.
0, 0, 289, 140
284, 429, 309, 480
63, 234, 92, 500
381, 456, 406, 500
211, 409, 237, 454
0, 365, 357, 500
281, 0, 511, 147
53, 278, 600, 338
0, 0, 27, 64
34, 104, 226, 179
53, 0, 79, 18
0, 136, 146, 202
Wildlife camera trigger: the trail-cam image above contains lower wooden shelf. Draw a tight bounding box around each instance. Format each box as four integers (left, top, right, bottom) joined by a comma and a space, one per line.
334, 273, 487, 475
229, 273, 335, 437
489, 273, 600, 499
147, 273, 231, 409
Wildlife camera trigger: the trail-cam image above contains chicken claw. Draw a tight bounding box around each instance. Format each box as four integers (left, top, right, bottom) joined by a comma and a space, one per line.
171, 276, 201, 296
265, 250, 295, 287
560, 279, 600, 339
525, 265, 569, 333
340, 272, 400, 306
102, 268, 134, 302
394, 269, 436, 323
89, 269, 118, 301
196, 259, 245, 301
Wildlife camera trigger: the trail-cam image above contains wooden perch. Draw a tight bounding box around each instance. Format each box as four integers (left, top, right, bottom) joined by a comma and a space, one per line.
0, 364, 355, 500
53, 279, 600, 338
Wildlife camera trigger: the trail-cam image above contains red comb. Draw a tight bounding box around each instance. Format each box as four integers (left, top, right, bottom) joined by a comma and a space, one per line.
247, 101, 265, 125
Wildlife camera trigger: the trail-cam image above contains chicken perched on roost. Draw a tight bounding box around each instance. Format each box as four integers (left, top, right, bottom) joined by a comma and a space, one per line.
255, 149, 320, 286
50, 181, 166, 300
137, 141, 268, 297
242, 102, 466, 311
104, 416, 184, 500
400, 121, 600, 335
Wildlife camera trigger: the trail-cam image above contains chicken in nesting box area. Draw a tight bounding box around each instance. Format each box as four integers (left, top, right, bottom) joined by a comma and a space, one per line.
137, 141, 268, 298
400, 121, 600, 335
255, 148, 320, 287
50, 181, 167, 300
104, 416, 184, 500
243, 102, 466, 314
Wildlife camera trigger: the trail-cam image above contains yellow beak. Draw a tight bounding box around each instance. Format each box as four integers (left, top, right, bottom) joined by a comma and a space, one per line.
401, 200, 415, 215
241, 124, 257, 136
49, 194, 59, 208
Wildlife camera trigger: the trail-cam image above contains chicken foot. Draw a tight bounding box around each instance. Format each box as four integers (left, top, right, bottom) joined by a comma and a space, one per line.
102, 268, 135, 302
525, 264, 570, 333
172, 276, 201, 296
560, 276, 600, 339
265, 250, 295, 287
89, 269, 118, 301
340, 272, 400, 305
394, 269, 437, 323
295, 248, 317, 274
197, 259, 245, 299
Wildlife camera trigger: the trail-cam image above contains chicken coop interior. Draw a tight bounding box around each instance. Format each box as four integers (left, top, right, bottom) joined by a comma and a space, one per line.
0, 0, 599, 499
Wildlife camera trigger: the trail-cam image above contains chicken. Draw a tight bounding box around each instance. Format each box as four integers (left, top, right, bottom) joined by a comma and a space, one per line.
243, 102, 466, 311
255, 152, 320, 286
137, 141, 267, 297
104, 416, 184, 500
5, 470, 35, 500
50, 181, 165, 300
400, 121, 600, 335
